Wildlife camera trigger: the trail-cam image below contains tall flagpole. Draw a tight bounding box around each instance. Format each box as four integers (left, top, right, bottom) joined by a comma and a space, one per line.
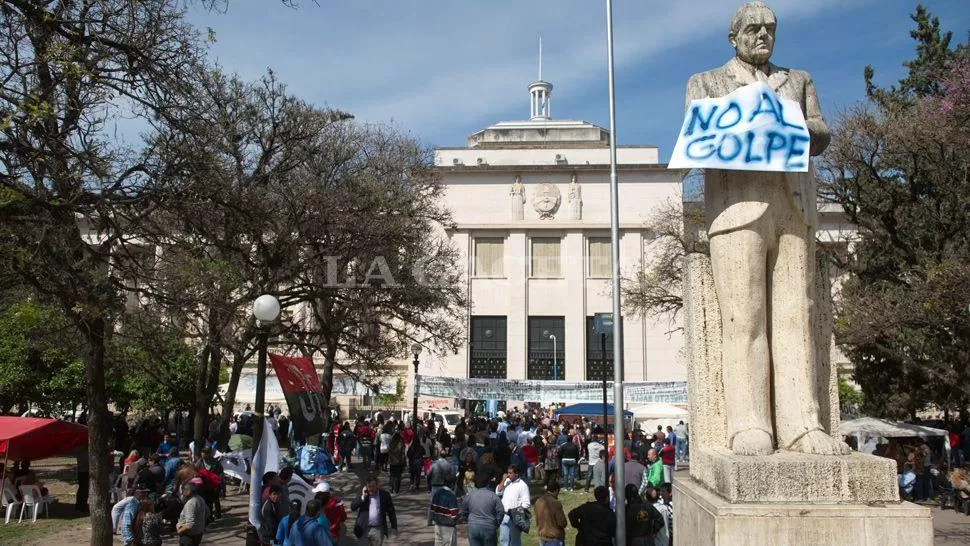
605, 0, 626, 543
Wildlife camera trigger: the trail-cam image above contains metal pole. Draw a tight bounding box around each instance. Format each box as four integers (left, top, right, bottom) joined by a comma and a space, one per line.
252, 329, 268, 452
412, 356, 420, 426
552, 335, 558, 380
601, 333, 609, 429
606, 0, 626, 541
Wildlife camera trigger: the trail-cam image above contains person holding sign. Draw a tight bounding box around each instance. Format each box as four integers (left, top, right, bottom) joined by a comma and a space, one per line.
682, 1, 848, 456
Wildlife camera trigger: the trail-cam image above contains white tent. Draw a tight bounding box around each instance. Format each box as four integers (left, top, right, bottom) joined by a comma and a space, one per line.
839, 417, 947, 439
219, 372, 375, 406
839, 417, 949, 457
219, 373, 287, 405
633, 403, 689, 432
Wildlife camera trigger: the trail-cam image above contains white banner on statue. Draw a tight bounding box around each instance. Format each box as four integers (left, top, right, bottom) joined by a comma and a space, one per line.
669, 81, 811, 172
417, 375, 687, 404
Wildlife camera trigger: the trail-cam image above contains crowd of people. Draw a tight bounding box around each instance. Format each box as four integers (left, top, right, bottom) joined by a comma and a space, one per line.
315, 408, 683, 546
110, 442, 222, 546
864, 423, 970, 505
96, 404, 688, 546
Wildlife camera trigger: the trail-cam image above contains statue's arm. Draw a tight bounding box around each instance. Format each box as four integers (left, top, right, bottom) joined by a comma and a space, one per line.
685, 73, 708, 111
803, 73, 830, 156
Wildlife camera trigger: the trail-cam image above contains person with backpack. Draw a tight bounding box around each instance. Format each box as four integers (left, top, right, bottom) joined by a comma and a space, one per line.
338, 423, 356, 472
558, 433, 580, 492
542, 441, 560, 488
358, 420, 375, 471
312, 481, 344, 542
276, 500, 303, 546
295, 499, 334, 546
624, 484, 665, 546
387, 432, 407, 494
407, 432, 426, 491
197, 446, 223, 520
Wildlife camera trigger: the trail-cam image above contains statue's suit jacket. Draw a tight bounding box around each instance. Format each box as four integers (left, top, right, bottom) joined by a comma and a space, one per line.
685, 58, 829, 236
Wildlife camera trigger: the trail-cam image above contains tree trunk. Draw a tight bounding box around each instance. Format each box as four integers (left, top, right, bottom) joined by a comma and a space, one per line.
197, 345, 223, 450
192, 342, 213, 457
319, 341, 338, 415
219, 350, 246, 445
83, 318, 113, 546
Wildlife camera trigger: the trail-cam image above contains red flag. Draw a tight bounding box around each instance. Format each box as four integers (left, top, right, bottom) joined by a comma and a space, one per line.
269, 353, 327, 439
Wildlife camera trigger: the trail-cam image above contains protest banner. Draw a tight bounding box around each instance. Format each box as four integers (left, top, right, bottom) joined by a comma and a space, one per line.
669, 81, 811, 172
417, 375, 687, 404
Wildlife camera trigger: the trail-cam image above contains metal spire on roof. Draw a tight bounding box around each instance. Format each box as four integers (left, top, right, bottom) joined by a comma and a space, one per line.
539, 34, 543, 81
529, 34, 552, 120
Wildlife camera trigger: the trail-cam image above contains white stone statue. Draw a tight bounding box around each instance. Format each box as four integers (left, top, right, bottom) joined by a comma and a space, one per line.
567, 174, 582, 220
686, 1, 848, 456
510, 175, 525, 220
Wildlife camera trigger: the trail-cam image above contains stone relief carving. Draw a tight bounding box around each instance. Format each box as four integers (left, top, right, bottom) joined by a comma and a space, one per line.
532, 182, 561, 220
567, 174, 582, 220
510, 175, 525, 220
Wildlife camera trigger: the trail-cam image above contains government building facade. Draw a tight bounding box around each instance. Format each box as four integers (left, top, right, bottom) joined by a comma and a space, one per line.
411, 77, 686, 400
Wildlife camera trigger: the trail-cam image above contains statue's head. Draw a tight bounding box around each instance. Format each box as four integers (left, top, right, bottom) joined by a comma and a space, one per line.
728, 1, 776, 66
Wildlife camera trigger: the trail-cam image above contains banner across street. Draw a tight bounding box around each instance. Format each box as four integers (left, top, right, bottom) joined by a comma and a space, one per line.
416, 375, 687, 404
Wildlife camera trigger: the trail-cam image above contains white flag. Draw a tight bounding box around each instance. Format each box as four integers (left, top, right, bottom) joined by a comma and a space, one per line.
249, 419, 281, 528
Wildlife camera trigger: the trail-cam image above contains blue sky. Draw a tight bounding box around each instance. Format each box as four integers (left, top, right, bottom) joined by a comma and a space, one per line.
186, 1, 969, 162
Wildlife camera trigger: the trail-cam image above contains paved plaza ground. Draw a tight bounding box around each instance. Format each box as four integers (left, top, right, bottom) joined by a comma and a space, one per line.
0, 456, 968, 544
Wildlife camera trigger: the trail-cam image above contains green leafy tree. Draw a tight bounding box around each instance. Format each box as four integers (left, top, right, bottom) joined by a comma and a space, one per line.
0, 301, 84, 414
0, 2, 204, 542
820, 6, 970, 419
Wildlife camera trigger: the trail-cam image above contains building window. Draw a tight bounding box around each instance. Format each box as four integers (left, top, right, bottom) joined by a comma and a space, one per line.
474, 237, 504, 277
528, 316, 564, 380
470, 316, 507, 378
586, 316, 614, 381
588, 237, 612, 277
530, 237, 561, 278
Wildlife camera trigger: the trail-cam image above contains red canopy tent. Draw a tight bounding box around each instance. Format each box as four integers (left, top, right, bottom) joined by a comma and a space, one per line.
0, 417, 88, 461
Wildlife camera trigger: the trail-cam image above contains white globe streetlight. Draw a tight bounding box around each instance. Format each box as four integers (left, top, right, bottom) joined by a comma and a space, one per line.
251, 294, 280, 452
253, 294, 281, 323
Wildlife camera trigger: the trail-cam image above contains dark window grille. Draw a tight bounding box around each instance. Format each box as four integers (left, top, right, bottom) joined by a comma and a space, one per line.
527, 316, 564, 380
470, 316, 507, 379
585, 316, 615, 381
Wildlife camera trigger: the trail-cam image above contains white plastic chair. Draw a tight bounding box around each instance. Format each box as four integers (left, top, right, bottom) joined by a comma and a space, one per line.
18, 484, 49, 523
1, 479, 21, 524
110, 474, 129, 503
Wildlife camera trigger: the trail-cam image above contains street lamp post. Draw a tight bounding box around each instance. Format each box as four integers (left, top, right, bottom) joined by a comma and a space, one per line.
251, 294, 280, 451
411, 344, 422, 427
550, 334, 558, 380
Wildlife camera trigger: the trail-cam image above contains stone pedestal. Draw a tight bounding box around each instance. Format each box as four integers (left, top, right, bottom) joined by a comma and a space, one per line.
680, 252, 932, 544
674, 476, 933, 546
690, 448, 899, 504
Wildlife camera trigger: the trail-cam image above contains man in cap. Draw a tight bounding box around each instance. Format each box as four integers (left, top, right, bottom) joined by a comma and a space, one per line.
116, 482, 149, 539
176, 477, 208, 545
313, 480, 347, 541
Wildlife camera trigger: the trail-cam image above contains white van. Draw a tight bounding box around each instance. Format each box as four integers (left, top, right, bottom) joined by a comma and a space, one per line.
421, 410, 463, 434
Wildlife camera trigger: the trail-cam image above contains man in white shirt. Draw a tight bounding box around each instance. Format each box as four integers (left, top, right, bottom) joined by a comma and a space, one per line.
496, 465, 530, 546
585, 435, 606, 492
517, 425, 536, 448
674, 421, 688, 463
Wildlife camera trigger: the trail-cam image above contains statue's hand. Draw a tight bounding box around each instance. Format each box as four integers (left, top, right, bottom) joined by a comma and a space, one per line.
806, 119, 831, 156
